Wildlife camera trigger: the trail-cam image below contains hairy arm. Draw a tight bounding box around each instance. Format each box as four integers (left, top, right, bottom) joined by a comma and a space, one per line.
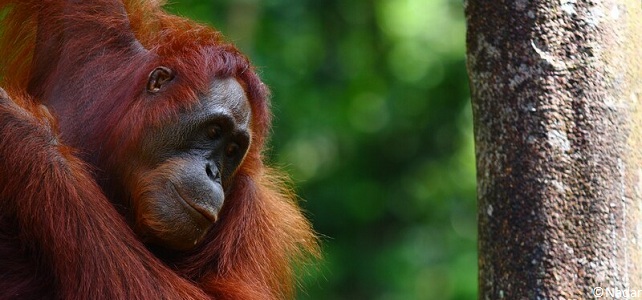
0, 89, 208, 299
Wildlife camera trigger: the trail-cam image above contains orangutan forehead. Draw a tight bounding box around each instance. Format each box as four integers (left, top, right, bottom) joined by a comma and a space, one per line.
206, 78, 251, 126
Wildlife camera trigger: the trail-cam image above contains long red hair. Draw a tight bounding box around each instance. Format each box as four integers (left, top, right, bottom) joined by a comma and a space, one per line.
0, 0, 319, 298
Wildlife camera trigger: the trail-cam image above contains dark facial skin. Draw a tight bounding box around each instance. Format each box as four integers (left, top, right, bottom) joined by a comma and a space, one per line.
129, 76, 251, 251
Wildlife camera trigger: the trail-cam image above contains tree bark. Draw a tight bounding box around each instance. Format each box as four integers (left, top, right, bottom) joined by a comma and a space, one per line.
466, 1, 642, 299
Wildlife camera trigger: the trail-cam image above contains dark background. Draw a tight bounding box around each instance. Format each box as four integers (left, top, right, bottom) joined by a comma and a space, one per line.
167, 0, 476, 299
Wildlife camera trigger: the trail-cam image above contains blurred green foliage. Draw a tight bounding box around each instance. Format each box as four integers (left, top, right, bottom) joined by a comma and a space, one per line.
167, 0, 476, 299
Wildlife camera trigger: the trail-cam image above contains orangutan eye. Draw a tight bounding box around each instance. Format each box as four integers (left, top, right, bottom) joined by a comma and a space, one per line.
226, 143, 239, 157
207, 125, 221, 139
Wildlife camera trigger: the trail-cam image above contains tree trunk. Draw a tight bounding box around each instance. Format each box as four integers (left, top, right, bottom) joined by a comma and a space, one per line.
466, 1, 642, 298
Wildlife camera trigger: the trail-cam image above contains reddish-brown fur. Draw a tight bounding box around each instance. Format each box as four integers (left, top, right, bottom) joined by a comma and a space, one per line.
0, 1, 317, 299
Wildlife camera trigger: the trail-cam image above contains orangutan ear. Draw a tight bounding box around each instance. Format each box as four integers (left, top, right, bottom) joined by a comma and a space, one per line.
147, 66, 175, 93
